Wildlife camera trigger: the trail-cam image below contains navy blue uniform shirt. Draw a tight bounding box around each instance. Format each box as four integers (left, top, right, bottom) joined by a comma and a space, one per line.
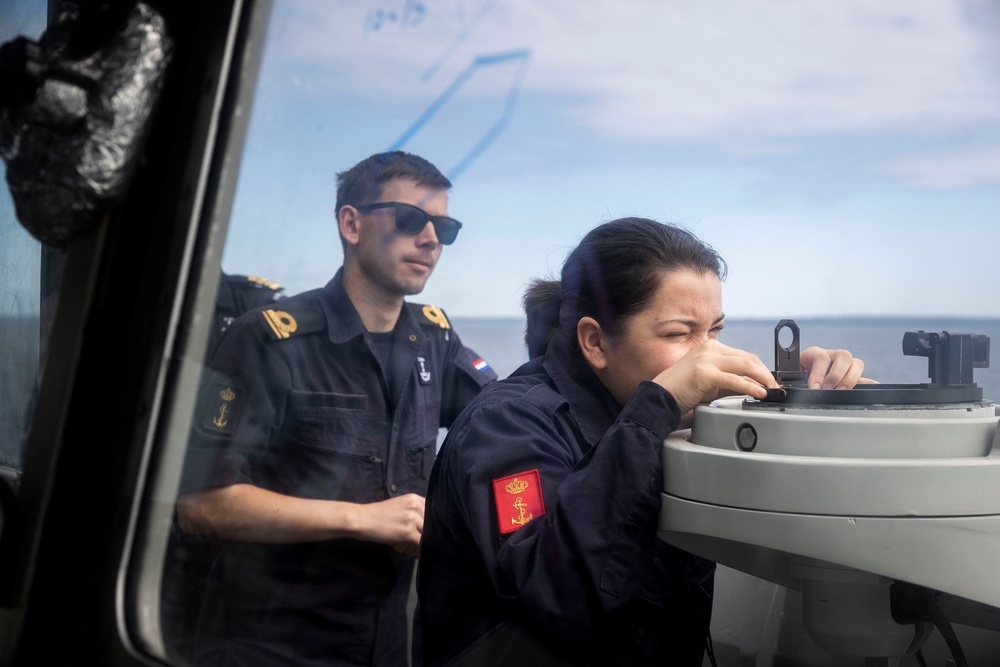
416, 337, 715, 667
180, 269, 497, 667
209, 272, 285, 356
161, 272, 285, 662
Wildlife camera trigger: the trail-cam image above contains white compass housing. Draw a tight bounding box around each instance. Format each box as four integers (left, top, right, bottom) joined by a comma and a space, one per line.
659, 395, 1000, 657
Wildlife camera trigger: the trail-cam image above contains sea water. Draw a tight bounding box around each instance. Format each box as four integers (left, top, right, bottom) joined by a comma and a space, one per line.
452, 316, 1000, 402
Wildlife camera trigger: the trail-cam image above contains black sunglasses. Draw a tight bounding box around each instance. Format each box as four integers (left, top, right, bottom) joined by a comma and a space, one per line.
355, 202, 463, 245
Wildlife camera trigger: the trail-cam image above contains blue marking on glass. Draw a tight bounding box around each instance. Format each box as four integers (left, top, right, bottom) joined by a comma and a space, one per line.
447, 51, 530, 180
421, 0, 498, 82
388, 49, 531, 180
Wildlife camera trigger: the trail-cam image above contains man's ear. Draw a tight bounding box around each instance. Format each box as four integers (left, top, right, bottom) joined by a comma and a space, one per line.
577, 317, 609, 370
338, 205, 361, 248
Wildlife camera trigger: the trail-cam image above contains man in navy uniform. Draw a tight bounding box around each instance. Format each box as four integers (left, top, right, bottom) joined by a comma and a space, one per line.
160, 271, 286, 661
210, 273, 286, 355
176, 151, 497, 667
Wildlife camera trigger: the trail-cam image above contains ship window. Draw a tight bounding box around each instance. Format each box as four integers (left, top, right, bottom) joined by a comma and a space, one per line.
136, 1, 1000, 664
0, 0, 46, 500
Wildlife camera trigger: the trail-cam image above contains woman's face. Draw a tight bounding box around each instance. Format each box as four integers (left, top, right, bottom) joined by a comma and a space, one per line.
592, 268, 724, 406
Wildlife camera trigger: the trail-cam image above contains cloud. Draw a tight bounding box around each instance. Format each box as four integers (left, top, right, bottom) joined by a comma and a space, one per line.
272, 0, 1000, 143
880, 146, 1000, 189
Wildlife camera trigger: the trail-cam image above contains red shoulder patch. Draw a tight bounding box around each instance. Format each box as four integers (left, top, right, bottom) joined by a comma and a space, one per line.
492, 469, 545, 535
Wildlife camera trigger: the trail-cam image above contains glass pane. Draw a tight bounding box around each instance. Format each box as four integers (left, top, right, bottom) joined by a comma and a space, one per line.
0, 1, 47, 478
222, 0, 1000, 390
154, 1, 1000, 664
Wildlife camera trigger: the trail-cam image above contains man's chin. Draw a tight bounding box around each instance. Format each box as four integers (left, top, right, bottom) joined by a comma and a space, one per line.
399, 276, 431, 296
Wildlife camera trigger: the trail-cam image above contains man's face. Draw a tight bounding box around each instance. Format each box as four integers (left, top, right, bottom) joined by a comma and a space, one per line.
350, 177, 449, 298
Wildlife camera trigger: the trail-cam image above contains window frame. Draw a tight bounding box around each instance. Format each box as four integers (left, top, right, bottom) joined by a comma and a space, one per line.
2, 1, 274, 664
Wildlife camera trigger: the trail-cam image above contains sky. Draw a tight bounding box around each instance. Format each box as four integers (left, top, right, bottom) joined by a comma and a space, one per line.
221, 0, 1000, 319
0, 1, 46, 320
3, 0, 999, 320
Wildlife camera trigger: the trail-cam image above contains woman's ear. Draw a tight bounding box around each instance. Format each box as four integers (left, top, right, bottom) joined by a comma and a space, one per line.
577, 317, 609, 370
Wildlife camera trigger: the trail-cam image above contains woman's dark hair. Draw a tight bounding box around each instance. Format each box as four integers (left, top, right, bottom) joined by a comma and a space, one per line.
523, 217, 727, 358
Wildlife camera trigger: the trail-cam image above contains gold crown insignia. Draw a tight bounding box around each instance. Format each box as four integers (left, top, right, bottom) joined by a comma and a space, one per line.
505, 478, 529, 494
219, 387, 236, 401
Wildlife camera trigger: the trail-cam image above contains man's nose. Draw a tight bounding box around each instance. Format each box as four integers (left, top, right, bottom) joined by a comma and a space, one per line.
416, 220, 439, 247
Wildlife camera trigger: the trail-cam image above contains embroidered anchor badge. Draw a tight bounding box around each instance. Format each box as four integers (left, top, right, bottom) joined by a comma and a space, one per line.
212, 387, 236, 429
511, 497, 533, 526
505, 477, 532, 526
213, 403, 229, 429
204, 384, 241, 434
493, 470, 545, 535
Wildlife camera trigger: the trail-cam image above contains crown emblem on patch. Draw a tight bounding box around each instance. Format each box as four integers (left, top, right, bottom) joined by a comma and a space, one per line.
504, 478, 529, 494
219, 387, 236, 401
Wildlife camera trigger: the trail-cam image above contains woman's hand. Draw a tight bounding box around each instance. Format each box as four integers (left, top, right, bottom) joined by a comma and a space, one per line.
651, 340, 778, 415
800, 346, 875, 389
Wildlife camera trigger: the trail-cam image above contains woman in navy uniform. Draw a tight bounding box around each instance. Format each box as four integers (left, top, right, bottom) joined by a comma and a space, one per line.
416, 218, 866, 666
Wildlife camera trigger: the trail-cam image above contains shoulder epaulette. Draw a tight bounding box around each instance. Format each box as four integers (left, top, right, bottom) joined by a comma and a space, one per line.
246, 275, 283, 291
410, 302, 451, 330
256, 305, 324, 341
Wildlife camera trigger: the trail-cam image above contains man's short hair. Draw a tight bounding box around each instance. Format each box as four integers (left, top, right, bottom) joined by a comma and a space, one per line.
336, 151, 451, 212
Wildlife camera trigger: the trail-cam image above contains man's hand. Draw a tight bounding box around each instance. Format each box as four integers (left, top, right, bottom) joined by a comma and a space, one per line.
353, 493, 425, 557
178, 484, 426, 555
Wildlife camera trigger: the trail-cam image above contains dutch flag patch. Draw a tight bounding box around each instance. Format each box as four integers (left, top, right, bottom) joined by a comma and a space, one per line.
472, 357, 491, 373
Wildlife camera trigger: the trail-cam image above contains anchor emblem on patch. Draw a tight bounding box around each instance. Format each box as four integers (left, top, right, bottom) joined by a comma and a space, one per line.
203, 382, 243, 434
492, 469, 545, 535
416, 356, 432, 385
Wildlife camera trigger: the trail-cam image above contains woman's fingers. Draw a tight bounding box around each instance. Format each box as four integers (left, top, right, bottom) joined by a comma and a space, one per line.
653, 341, 776, 413
801, 347, 867, 389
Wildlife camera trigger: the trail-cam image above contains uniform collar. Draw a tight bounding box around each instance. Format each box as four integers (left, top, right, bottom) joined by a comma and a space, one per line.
318, 268, 423, 346
318, 269, 367, 343
541, 336, 622, 451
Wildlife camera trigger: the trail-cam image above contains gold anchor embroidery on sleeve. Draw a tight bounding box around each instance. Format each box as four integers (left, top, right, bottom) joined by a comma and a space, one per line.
421, 305, 451, 330
505, 477, 533, 526
204, 383, 241, 434
263, 309, 298, 339
492, 470, 543, 535
213, 403, 229, 429
213, 387, 236, 430
511, 497, 533, 527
